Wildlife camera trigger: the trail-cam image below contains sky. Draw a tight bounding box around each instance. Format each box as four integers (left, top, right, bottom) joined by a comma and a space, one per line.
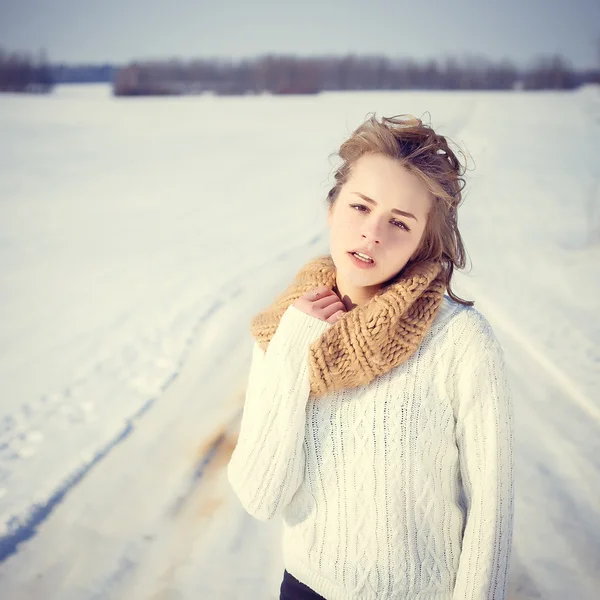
0, 0, 599, 68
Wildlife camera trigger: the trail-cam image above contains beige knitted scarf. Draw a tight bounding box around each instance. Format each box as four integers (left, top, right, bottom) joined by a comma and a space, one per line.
250, 254, 447, 398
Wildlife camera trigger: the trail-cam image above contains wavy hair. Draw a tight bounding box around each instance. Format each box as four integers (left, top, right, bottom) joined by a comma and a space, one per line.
326, 113, 473, 306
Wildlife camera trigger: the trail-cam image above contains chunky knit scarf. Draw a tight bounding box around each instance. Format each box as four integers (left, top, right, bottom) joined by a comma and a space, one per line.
250, 254, 447, 398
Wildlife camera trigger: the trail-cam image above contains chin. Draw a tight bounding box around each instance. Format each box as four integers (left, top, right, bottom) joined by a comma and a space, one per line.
345, 269, 386, 289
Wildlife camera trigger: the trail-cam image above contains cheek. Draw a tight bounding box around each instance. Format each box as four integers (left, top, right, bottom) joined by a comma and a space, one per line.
384, 230, 422, 262
340, 210, 387, 236
331, 211, 355, 235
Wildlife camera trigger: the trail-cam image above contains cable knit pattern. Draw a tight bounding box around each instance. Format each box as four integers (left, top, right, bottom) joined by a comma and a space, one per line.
228, 296, 514, 600
249, 254, 447, 398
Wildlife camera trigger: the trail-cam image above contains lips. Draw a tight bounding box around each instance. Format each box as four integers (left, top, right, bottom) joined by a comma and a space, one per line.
347, 252, 377, 270
348, 250, 376, 265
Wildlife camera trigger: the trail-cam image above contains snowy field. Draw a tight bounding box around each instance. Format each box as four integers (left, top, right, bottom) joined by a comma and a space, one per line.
0, 83, 599, 599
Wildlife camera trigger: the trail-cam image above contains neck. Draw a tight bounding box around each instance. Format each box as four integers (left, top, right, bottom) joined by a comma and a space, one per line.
334, 279, 381, 311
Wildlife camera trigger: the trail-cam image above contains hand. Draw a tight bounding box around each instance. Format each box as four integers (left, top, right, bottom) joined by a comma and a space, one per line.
293, 286, 347, 324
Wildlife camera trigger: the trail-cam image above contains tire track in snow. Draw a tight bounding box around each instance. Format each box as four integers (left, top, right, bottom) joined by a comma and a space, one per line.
0, 291, 227, 561
152, 423, 240, 600
112, 394, 244, 600
0, 395, 157, 562
433, 91, 598, 421
458, 279, 600, 424
167, 411, 240, 520
460, 278, 600, 598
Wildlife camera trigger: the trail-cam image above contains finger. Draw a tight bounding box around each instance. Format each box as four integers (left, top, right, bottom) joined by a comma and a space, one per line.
311, 286, 332, 299
327, 309, 346, 323
322, 302, 346, 321
313, 294, 341, 310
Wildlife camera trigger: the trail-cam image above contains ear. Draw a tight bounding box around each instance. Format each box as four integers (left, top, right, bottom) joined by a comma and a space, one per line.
327, 204, 333, 227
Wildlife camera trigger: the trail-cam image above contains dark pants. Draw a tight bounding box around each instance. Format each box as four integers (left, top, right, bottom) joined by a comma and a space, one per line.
279, 569, 326, 599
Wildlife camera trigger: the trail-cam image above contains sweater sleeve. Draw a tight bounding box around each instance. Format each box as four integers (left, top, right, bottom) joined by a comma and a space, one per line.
452, 330, 515, 600
227, 304, 331, 521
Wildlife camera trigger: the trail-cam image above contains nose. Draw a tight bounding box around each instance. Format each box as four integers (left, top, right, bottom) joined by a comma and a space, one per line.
361, 220, 382, 244
361, 234, 380, 244
362, 235, 380, 243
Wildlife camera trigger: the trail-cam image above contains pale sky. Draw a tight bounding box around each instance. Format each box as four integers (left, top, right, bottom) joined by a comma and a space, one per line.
1, 0, 598, 68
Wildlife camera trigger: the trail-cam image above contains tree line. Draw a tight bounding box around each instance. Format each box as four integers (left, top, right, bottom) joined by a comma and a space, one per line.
113, 54, 599, 96
1, 47, 599, 95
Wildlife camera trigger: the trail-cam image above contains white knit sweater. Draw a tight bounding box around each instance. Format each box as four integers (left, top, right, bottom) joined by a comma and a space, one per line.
227, 295, 514, 600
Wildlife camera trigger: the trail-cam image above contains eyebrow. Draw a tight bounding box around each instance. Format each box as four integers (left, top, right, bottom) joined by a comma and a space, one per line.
351, 192, 418, 222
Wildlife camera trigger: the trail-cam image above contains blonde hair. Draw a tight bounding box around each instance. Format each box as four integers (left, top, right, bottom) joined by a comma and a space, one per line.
326, 113, 473, 306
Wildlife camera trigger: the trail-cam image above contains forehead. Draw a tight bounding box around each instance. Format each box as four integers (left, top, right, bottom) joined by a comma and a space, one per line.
347, 153, 430, 203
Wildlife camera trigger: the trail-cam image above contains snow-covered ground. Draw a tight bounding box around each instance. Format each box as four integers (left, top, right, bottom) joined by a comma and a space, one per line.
0, 83, 598, 599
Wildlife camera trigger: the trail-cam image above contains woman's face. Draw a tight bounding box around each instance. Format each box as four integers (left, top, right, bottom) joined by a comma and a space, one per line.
327, 153, 432, 301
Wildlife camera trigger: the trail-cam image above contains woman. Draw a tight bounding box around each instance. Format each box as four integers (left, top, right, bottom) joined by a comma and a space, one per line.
227, 114, 514, 599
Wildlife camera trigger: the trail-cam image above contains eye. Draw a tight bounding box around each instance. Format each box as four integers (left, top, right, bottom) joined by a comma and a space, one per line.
392, 219, 410, 232
350, 204, 410, 232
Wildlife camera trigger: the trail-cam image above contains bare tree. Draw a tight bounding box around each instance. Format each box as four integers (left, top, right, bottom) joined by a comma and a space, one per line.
0, 47, 54, 93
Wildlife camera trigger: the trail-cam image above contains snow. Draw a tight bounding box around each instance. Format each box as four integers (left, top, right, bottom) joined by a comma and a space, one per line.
0, 83, 599, 599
